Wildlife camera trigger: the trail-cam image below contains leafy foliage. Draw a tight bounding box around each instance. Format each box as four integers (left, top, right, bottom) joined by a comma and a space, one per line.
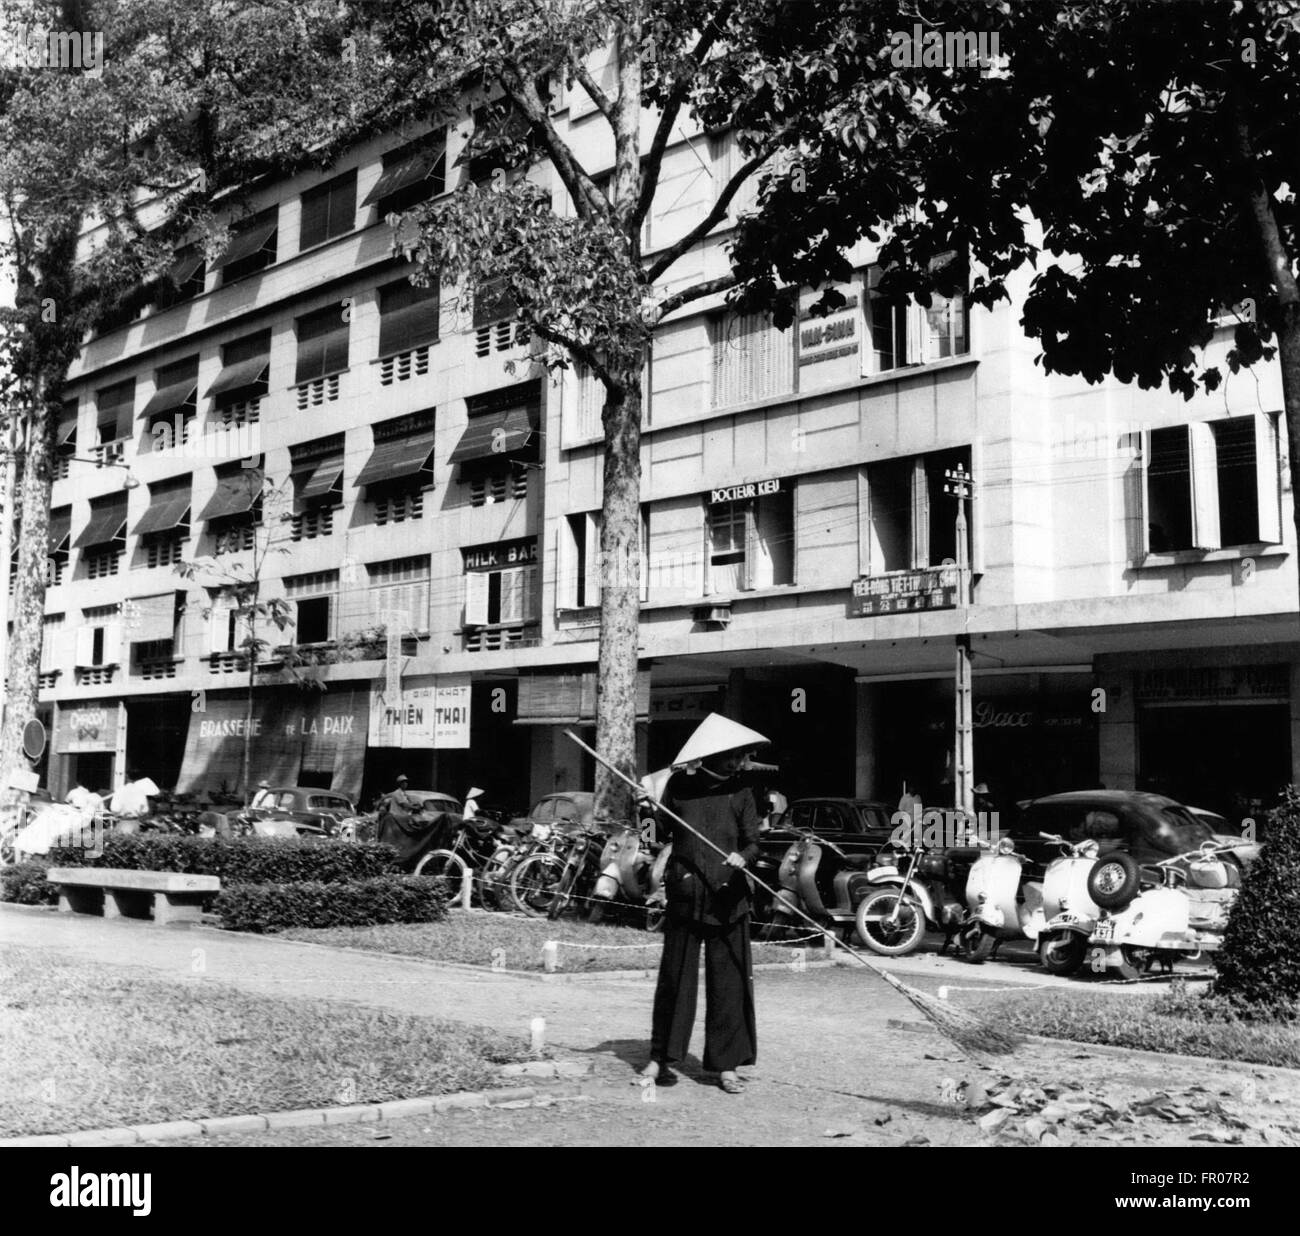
1213, 786, 1300, 1014
215, 875, 448, 933
46, 834, 401, 885
0, 860, 56, 905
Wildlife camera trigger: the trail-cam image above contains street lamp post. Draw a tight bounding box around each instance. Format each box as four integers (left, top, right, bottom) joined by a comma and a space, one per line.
944, 464, 975, 819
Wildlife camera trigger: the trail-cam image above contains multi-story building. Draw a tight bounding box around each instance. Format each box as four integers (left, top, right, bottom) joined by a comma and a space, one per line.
30, 61, 1299, 822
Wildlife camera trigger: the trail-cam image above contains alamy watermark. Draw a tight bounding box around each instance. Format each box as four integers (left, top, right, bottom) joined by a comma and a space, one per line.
889, 808, 1001, 850
889, 25, 1000, 70
1, 25, 104, 77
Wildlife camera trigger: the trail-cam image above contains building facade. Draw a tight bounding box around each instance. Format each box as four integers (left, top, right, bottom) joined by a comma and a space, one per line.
29, 63, 1300, 823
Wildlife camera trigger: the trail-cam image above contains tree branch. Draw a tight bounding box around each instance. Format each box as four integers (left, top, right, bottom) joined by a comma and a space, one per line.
643, 141, 777, 284
571, 57, 616, 124
653, 273, 738, 321
529, 317, 611, 385
634, 1, 732, 228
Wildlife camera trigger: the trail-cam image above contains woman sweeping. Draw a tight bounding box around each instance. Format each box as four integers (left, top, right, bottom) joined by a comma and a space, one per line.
638, 713, 770, 1095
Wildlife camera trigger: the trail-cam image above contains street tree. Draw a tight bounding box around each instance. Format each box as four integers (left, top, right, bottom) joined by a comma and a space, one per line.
335, 0, 987, 817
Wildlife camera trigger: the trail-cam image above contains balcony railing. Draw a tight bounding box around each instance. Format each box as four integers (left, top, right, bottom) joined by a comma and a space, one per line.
463, 623, 538, 653
295, 373, 341, 410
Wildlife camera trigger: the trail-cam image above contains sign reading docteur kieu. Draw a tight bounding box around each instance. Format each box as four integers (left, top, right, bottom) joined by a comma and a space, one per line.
54, 704, 119, 754
850, 565, 959, 617
709, 478, 782, 506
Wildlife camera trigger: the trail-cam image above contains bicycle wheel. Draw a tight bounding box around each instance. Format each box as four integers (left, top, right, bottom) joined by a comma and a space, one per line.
414, 849, 470, 904
510, 853, 568, 917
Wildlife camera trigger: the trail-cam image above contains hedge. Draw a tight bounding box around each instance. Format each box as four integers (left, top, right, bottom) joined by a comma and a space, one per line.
45, 835, 400, 886
0, 861, 57, 906
215, 875, 448, 934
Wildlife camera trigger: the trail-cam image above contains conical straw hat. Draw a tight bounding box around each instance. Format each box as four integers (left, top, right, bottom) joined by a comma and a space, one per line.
671, 713, 770, 769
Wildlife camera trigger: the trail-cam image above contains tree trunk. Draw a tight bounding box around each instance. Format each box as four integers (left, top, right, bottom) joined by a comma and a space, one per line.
593, 351, 646, 821
243, 598, 256, 808
0, 383, 54, 821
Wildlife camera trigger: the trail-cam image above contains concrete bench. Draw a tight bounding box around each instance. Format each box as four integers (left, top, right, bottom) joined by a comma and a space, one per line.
47, 868, 221, 926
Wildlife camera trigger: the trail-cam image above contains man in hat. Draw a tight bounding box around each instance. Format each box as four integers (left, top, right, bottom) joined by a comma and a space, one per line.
639, 713, 767, 1095
250, 780, 276, 810
382, 774, 416, 816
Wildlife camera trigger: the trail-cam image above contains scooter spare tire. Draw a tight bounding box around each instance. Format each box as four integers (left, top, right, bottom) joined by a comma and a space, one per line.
1087, 851, 1142, 910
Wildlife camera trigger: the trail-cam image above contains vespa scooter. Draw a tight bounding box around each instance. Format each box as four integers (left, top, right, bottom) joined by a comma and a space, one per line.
589, 817, 670, 928
854, 842, 969, 956
1086, 841, 1245, 980
1033, 833, 1102, 975
957, 835, 1046, 962
765, 829, 878, 940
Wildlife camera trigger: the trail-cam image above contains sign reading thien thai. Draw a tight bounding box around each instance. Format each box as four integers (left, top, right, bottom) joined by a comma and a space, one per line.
433, 675, 472, 748
368, 677, 469, 748
850, 565, 959, 616
709, 478, 782, 505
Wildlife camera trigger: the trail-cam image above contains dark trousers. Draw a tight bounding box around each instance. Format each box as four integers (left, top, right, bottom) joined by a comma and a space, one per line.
651, 913, 756, 1072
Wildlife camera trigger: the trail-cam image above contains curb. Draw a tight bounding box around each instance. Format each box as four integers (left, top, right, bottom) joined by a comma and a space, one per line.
1021, 1032, 1300, 1078
0, 1062, 596, 1147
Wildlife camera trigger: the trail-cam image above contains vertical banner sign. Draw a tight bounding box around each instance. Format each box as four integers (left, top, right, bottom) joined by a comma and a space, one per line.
433, 675, 471, 748
385, 609, 403, 697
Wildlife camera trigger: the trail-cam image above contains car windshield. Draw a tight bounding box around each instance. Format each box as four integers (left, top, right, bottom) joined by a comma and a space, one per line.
858, 805, 892, 833
309, 796, 351, 811
1151, 804, 1217, 853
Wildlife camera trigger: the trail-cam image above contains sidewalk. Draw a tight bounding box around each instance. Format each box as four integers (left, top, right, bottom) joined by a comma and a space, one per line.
3, 905, 1293, 1147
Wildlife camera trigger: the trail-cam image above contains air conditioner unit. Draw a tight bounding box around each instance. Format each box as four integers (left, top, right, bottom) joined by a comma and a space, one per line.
693, 604, 732, 626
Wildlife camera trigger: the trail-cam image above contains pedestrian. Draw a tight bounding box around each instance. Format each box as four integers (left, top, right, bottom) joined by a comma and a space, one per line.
639, 712, 769, 1095
110, 771, 157, 819
463, 787, 485, 821
250, 780, 276, 810
382, 774, 417, 816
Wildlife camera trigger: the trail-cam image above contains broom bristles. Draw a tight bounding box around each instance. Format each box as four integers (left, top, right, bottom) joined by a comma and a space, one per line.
901, 986, 1023, 1056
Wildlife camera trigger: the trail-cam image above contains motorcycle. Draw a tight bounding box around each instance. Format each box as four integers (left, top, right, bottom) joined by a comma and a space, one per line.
765, 828, 878, 941
1033, 832, 1103, 975
957, 835, 1046, 962
854, 840, 970, 956
588, 818, 671, 928
1086, 840, 1245, 980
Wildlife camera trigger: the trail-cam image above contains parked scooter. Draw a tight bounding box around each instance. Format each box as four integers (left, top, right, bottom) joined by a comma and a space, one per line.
589, 820, 671, 928
1086, 840, 1245, 980
854, 841, 969, 956
957, 835, 1046, 962
1033, 833, 1103, 975
765, 828, 878, 940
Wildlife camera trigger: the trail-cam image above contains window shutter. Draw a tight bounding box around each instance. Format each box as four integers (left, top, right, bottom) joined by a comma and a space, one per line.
639, 508, 650, 602
498, 567, 524, 623
584, 512, 602, 603
1138, 429, 1153, 553
1188, 421, 1221, 550
743, 502, 759, 590
74, 626, 96, 666
910, 458, 930, 567
1256, 413, 1283, 544
102, 622, 123, 665
464, 571, 490, 626
522, 565, 539, 622
906, 303, 926, 365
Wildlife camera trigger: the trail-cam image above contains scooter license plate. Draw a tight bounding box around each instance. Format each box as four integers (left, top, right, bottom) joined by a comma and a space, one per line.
1093, 920, 1114, 943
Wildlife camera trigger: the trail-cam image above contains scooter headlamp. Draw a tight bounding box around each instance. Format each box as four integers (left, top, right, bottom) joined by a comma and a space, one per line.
996, 837, 1016, 856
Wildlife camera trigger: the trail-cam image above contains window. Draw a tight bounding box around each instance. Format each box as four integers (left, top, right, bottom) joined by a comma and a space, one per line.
710, 312, 795, 407
208, 330, 270, 424
465, 100, 537, 183
284, 571, 338, 645
364, 138, 446, 218
153, 247, 206, 309
866, 448, 973, 572
142, 355, 198, 452
299, 169, 357, 250
76, 605, 123, 667
214, 210, 277, 285
865, 261, 969, 373
289, 436, 344, 541
705, 483, 795, 594
132, 476, 191, 568
295, 304, 350, 385
564, 511, 602, 607
47, 507, 71, 587
463, 543, 539, 629
75, 495, 128, 578
357, 410, 436, 525
473, 278, 526, 356
378, 275, 440, 358
468, 463, 528, 507
95, 379, 135, 457
55, 400, 77, 480
1144, 416, 1281, 553
367, 556, 431, 634
208, 591, 249, 655
201, 464, 263, 557
40, 614, 64, 674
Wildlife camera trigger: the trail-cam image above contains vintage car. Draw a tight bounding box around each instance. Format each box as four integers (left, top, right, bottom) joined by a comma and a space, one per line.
1008, 790, 1259, 879
250, 787, 359, 838
511, 791, 598, 833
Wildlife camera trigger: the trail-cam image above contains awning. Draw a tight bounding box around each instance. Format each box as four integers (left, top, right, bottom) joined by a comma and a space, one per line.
362, 147, 443, 206
293, 461, 344, 512
141, 374, 198, 418
205, 356, 269, 401
73, 500, 128, 549
448, 403, 536, 464
126, 594, 176, 643
47, 509, 71, 555
210, 219, 276, 270
169, 250, 204, 287
515, 670, 650, 723
132, 488, 191, 537
57, 406, 78, 446
354, 430, 436, 488
378, 300, 439, 357
198, 470, 262, 522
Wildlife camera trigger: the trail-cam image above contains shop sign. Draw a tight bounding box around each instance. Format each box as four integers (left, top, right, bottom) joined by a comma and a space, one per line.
369, 678, 470, 748
709, 478, 782, 506
798, 294, 860, 367
1135, 664, 1290, 703
463, 537, 538, 571
54, 704, 119, 754
433, 676, 472, 748
650, 691, 723, 720
850, 565, 958, 616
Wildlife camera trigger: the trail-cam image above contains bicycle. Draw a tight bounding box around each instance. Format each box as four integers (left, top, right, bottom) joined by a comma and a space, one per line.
413, 816, 510, 906
509, 823, 608, 919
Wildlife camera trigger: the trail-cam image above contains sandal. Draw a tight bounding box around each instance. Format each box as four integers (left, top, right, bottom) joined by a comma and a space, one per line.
635, 1062, 677, 1087
718, 1071, 745, 1095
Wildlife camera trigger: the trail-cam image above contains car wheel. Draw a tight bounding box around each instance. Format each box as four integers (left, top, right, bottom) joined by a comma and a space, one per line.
1038, 931, 1088, 976
1087, 852, 1142, 910
854, 889, 926, 956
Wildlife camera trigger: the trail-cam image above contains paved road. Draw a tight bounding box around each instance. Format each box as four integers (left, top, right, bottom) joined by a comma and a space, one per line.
3, 906, 1288, 1148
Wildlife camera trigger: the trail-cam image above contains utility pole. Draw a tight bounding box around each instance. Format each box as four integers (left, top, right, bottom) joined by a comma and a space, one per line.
944, 463, 975, 819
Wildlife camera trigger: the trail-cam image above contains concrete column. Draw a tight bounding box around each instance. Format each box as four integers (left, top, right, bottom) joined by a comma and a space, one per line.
113, 700, 127, 789
854, 681, 880, 799
1289, 663, 1300, 790
1096, 671, 1136, 790
529, 727, 554, 803
725, 668, 746, 721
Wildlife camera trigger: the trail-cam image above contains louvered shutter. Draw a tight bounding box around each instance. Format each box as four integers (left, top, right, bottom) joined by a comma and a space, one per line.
74, 626, 96, 666
522, 565, 539, 622
101, 622, 123, 665
1189, 422, 1221, 550
498, 568, 524, 623
911, 458, 930, 567
464, 571, 490, 626
1256, 413, 1283, 544
905, 303, 926, 365
584, 512, 602, 603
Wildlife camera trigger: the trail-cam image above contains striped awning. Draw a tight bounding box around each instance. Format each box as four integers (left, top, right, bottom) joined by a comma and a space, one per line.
354, 430, 436, 488
73, 499, 128, 549
141, 374, 198, 418
132, 488, 191, 537
47, 508, 71, 555
448, 402, 536, 464
362, 147, 443, 207
198, 470, 262, 522
205, 356, 269, 401
210, 219, 276, 270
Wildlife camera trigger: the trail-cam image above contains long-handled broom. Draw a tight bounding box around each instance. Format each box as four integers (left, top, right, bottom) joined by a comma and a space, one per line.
564, 730, 1020, 1057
